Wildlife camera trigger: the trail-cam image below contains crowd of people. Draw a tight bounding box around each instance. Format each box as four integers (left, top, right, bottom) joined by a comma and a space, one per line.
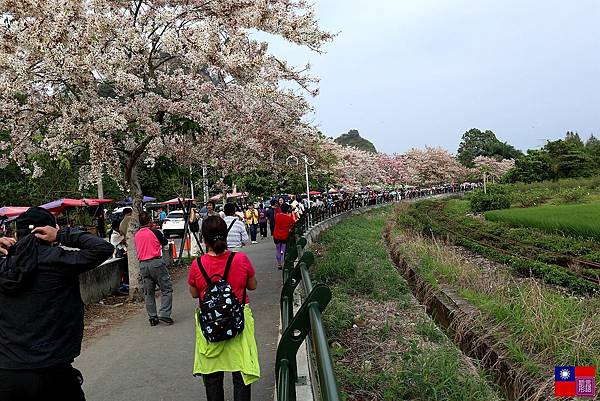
0, 184, 478, 401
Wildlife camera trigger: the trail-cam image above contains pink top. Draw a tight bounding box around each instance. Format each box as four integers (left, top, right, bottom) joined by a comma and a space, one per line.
134, 227, 163, 261
188, 251, 255, 304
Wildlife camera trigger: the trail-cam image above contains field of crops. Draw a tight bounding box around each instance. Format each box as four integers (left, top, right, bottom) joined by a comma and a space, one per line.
485, 202, 600, 240
391, 199, 600, 394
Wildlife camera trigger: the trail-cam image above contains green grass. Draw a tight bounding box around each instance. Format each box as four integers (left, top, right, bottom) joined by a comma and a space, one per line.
314, 207, 503, 401
315, 206, 410, 303
335, 342, 501, 401
485, 201, 600, 240
392, 202, 600, 382
406, 199, 600, 294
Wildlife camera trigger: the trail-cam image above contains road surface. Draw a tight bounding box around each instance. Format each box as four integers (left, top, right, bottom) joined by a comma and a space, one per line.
76, 236, 281, 401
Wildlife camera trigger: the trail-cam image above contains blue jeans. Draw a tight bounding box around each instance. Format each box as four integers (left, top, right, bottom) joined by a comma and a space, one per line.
249, 224, 257, 242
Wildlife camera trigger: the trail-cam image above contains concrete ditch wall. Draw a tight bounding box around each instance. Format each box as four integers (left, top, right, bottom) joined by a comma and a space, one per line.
384, 219, 546, 400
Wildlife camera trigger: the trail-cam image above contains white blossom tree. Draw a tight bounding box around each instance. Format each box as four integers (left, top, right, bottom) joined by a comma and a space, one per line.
473, 156, 515, 193
0, 0, 332, 298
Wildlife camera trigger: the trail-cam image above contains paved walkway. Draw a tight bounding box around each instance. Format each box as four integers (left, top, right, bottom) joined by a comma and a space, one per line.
75, 237, 281, 401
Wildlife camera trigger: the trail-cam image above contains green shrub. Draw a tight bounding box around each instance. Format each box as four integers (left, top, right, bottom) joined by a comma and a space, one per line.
511, 189, 552, 208
556, 188, 587, 204
469, 185, 511, 213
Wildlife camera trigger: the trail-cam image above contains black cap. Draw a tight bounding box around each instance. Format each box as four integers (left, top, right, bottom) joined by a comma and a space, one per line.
16, 207, 56, 231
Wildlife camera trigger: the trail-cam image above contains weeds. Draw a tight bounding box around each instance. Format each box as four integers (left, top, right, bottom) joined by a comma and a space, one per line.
389, 208, 600, 383
315, 208, 502, 401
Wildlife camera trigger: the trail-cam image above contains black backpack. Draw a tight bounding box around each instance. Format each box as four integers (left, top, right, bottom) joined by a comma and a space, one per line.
197, 252, 246, 342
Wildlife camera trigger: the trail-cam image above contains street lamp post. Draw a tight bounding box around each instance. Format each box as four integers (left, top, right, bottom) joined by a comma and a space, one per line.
286, 154, 315, 222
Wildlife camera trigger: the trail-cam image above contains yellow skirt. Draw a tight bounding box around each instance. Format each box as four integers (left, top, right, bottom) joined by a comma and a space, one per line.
193, 305, 261, 386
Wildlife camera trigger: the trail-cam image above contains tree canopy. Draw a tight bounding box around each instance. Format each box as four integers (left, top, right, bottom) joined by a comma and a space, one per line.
457, 128, 522, 167
505, 132, 598, 183
334, 129, 377, 153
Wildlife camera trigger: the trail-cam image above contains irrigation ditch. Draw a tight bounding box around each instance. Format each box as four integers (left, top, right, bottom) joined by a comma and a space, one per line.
383, 222, 551, 401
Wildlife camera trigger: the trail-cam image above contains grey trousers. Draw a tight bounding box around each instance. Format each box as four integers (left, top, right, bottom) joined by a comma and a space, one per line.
140, 259, 173, 319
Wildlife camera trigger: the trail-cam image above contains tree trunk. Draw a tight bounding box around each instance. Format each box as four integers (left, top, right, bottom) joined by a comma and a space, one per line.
126, 165, 144, 301
483, 172, 487, 194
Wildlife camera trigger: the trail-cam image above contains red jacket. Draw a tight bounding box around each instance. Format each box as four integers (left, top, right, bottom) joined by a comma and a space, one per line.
273, 213, 295, 241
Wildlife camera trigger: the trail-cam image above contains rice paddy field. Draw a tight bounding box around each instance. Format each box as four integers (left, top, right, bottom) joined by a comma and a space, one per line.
391, 199, 600, 398
485, 202, 600, 240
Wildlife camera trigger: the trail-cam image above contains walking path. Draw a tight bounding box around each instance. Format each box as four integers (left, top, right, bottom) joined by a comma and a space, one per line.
75, 238, 281, 401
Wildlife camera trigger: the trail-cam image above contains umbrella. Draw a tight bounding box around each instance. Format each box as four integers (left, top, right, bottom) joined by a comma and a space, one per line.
208, 192, 248, 202
116, 196, 157, 205
328, 188, 338, 194
0, 206, 30, 218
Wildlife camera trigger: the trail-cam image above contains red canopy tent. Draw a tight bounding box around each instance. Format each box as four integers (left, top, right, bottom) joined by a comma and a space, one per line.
40, 198, 112, 214
0, 206, 30, 219
160, 197, 195, 206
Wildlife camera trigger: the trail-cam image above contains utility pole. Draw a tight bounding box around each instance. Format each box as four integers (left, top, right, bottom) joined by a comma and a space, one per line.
202, 164, 209, 203
189, 166, 195, 200
287, 154, 316, 221
97, 177, 104, 199
302, 154, 314, 205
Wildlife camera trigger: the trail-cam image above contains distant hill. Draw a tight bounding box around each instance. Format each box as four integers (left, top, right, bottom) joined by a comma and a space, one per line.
334, 129, 377, 153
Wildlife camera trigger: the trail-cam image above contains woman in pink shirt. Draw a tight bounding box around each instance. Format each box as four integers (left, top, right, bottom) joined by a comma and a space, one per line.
188, 216, 259, 401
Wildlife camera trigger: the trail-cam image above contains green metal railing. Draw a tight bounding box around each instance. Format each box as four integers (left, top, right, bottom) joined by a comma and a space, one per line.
276, 217, 338, 401
275, 188, 473, 400
275, 195, 396, 401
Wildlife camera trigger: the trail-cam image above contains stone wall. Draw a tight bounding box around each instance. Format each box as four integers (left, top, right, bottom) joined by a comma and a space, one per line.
79, 258, 126, 304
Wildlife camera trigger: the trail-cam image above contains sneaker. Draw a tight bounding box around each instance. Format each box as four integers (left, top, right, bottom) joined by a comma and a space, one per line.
149, 318, 159, 327
159, 317, 174, 325
252, 241, 257, 244
277, 265, 283, 270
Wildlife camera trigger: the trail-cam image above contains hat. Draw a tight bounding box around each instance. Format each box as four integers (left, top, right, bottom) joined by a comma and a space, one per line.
15, 207, 56, 231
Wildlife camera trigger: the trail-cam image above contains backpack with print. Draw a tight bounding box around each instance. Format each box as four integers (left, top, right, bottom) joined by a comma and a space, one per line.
197, 252, 246, 342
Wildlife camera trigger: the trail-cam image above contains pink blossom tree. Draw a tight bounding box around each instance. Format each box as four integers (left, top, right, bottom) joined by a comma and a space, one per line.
405, 146, 465, 186
0, 0, 332, 298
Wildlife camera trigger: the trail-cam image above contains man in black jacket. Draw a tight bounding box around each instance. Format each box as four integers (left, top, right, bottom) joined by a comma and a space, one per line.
0, 207, 114, 401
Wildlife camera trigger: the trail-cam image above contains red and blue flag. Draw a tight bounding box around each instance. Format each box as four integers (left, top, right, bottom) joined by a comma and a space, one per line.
554, 366, 595, 397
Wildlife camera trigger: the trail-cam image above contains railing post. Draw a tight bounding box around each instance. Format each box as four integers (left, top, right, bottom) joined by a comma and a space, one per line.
276, 284, 332, 401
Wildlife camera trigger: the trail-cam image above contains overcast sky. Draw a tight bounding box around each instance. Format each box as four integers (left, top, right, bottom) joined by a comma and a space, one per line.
264, 0, 600, 154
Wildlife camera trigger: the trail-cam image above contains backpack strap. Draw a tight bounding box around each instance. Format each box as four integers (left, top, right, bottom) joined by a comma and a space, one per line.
223, 252, 248, 306
196, 257, 212, 287
223, 251, 236, 281
227, 219, 236, 233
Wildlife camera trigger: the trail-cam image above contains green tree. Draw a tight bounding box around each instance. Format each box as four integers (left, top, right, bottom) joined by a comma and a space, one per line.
585, 134, 600, 165
457, 128, 522, 167
504, 149, 552, 183
545, 140, 594, 178
565, 131, 584, 147
334, 129, 377, 153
